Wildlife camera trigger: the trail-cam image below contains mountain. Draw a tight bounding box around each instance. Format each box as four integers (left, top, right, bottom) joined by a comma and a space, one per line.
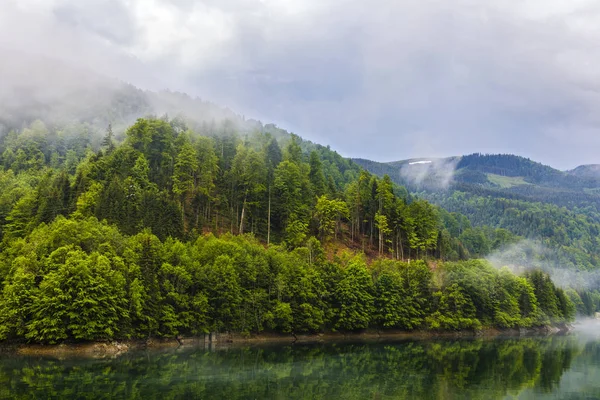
0, 57, 596, 343
354, 153, 600, 271
568, 164, 600, 179
354, 153, 600, 211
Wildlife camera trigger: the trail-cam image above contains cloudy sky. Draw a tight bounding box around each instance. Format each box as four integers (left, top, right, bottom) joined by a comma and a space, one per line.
3, 0, 600, 169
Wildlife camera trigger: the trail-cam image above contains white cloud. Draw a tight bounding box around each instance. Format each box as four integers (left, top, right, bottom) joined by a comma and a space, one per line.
3, 0, 600, 168
128, 0, 235, 67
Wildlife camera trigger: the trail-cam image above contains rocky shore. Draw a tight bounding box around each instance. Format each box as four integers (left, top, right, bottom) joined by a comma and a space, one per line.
0, 324, 574, 359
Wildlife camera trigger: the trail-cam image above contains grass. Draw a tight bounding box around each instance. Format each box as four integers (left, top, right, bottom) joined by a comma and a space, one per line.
486, 173, 530, 188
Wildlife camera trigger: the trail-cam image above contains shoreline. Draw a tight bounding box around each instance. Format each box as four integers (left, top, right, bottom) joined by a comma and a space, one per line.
1, 325, 572, 358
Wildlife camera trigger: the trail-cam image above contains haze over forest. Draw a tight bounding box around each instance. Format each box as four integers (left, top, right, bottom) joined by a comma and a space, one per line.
4, 0, 600, 169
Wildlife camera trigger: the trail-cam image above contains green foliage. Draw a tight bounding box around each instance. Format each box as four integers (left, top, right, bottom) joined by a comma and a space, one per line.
314, 195, 349, 242
525, 269, 575, 324
26, 249, 128, 343
0, 118, 585, 343
427, 284, 481, 330
372, 260, 432, 329
331, 257, 374, 331
0, 117, 500, 264
0, 217, 577, 342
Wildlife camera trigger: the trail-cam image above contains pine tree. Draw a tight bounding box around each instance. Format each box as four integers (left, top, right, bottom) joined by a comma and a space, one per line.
102, 123, 116, 154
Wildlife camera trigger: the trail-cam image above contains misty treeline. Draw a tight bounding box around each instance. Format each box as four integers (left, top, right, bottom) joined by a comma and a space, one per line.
0, 117, 518, 260
428, 191, 600, 271
427, 155, 600, 270
0, 117, 590, 343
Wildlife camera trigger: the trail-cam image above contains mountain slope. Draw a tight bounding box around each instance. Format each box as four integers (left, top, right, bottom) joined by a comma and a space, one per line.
354, 154, 600, 271
0, 50, 256, 145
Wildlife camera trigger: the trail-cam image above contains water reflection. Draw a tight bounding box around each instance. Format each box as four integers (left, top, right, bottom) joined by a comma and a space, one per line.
0, 334, 598, 399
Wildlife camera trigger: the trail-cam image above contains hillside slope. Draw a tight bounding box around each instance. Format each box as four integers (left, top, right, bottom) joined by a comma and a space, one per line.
354, 154, 600, 270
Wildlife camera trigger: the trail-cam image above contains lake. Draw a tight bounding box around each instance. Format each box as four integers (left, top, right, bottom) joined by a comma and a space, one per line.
1, 328, 600, 399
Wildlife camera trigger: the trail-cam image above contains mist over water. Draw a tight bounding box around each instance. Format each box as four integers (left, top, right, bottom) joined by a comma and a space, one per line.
571, 318, 600, 335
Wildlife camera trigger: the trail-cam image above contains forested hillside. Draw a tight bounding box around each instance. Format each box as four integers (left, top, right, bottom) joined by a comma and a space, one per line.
354, 154, 600, 271
0, 61, 595, 342
0, 117, 522, 260
0, 115, 588, 343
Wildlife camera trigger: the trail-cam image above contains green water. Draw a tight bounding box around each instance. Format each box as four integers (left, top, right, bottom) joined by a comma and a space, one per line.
1, 332, 600, 399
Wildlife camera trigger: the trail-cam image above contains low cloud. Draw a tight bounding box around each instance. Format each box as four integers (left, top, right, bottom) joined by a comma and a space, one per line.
399, 157, 460, 190
486, 239, 600, 290
3, 0, 600, 168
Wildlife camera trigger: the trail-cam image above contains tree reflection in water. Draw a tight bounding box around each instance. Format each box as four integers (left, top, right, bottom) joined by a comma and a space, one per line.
0, 335, 590, 400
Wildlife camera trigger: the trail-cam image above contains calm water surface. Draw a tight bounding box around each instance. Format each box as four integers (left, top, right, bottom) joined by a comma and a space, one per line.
2, 329, 600, 399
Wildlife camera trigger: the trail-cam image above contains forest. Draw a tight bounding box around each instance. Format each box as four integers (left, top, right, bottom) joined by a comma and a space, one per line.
0, 117, 589, 343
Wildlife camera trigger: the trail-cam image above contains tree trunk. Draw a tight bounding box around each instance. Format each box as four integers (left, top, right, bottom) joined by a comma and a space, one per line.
267, 186, 271, 246
215, 210, 218, 232
181, 199, 186, 232
239, 191, 248, 235
399, 230, 404, 261
207, 199, 211, 224
196, 203, 200, 229
370, 219, 373, 249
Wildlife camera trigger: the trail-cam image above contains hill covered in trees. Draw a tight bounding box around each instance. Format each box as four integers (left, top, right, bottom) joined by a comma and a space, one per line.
354, 154, 600, 272
0, 114, 587, 343
0, 60, 593, 342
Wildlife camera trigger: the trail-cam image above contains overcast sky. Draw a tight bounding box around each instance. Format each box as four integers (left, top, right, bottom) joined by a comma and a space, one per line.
3, 0, 600, 169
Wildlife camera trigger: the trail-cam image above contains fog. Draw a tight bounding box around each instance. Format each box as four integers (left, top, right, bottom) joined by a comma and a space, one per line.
486, 239, 600, 290
0, 47, 253, 141
3, 0, 600, 168
398, 157, 461, 190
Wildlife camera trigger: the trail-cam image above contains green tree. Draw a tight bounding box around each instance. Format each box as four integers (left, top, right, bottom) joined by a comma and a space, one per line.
204, 255, 242, 332
332, 258, 374, 331
407, 200, 439, 258
229, 144, 267, 235
309, 151, 327, 198
102, 123, 116, 154
26, 249, 128, 343
427, 283, 480, 331
314, 195, 349, 242
173, 137, 199, 230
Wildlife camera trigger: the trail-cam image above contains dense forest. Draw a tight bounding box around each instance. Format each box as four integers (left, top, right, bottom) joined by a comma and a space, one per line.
0, 117, 589, 343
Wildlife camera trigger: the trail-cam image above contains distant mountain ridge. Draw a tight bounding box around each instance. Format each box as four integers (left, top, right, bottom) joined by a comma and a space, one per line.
354, 153, 600, 201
